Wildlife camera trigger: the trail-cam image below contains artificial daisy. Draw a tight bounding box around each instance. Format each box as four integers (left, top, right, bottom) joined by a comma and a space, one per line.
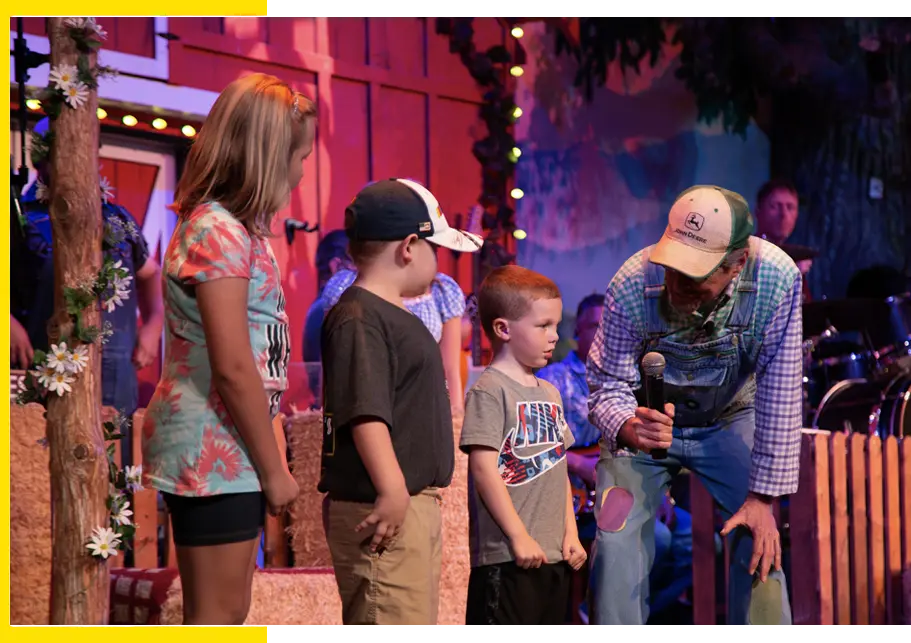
49, 63, 78, 91
113, 274, 133, 291
103, 289, 129, 312
85, 17, 107, 40
69, 344, 89, 373
124, 465, 144, 493
46, 343, 72, 373
48, 371, 75, 396
111, 500, 133, 527
99, 175, 115, 203
35, 180, 49, 203
63, 82, 89, 109
86, 527, 120, 559
34, 364, 59, 389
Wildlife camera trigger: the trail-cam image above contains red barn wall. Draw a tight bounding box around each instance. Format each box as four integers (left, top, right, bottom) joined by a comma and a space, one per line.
12, 17, 502, 363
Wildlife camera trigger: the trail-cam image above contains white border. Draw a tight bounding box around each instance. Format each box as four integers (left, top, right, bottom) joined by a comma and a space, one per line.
9, 17, 220, 118
10, 17, 170, 81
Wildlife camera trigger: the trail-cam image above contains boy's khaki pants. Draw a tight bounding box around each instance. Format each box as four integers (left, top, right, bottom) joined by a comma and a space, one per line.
325, 488, 443, 624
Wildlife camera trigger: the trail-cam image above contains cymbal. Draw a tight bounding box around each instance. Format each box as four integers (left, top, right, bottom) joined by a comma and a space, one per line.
779, 243, 819, 262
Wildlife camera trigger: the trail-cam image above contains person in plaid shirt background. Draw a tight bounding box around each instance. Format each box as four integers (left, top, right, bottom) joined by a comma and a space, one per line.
585, 185, 803, 625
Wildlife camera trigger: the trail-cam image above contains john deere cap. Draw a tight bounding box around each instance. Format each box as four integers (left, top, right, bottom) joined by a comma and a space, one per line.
650, 185, 755, 279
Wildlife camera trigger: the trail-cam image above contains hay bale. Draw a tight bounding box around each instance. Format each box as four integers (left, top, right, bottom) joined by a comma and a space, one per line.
10, 403, 52, 625
285, 410, 332, 567
285, 410, 471, 624
438, 418, 470, 624
159, 568, 342, 625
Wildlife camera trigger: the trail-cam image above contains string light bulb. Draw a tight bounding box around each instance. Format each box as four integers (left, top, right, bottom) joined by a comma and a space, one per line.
511, 147, 522, 158
152, 118, 168, 130
181, 125, 197, 138
513, 229, 527, 240
509, 66, 524, 78
122, 114, 138, 127
26, 99, 41, 110
96, 107, 107, 119
512, 106, 523, 120
511, 26, 524, 39
511, 188, 524, 200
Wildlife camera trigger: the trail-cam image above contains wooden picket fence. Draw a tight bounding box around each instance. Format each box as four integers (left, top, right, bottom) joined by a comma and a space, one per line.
690, 431, 911, 624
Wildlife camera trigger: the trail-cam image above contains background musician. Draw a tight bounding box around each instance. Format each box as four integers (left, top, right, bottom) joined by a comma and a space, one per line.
755, 178, 813, 302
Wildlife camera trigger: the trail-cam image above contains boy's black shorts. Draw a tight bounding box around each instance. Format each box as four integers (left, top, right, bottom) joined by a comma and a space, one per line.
465, 560, 571, 625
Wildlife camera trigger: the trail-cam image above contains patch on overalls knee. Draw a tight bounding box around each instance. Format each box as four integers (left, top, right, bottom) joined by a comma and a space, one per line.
596, 486, 633, 532
749, 577, 782, 625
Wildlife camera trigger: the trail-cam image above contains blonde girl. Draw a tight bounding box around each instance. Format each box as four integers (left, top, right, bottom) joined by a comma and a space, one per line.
142, 73, 316, 624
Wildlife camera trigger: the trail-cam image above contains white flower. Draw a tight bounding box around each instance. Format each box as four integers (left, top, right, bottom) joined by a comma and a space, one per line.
103, 289, 129, 312
99, 175, 115, 203
33, 365, 58, 389
48, 371, 75, 396
35, 180, 49, 203
86, 527, 120, 559
69, 344, 89, 373
85, 17, 107, 40
124, 465, 144, 493
111, 500, 133, 527
113, 274, 133, 291
49, 63, 78, 90
47, 343, 72, 373
63, 82, 89, 109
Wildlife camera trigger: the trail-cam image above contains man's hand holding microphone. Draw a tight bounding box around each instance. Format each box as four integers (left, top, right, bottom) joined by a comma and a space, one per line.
618, 352, 674, 456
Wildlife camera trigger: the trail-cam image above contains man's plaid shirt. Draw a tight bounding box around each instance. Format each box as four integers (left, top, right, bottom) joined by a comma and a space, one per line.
586, 237, 804, 497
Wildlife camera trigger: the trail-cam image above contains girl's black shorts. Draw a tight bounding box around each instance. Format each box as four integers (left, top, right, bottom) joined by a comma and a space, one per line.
162, 491, 266, 547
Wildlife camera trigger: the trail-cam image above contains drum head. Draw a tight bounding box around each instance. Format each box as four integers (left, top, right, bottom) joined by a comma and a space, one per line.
878, 373, 911, 437
812, 379, 883, 434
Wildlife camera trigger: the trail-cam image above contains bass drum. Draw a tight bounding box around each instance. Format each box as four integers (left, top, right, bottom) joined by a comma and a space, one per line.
811, 379, 883, 434
812, 375, 911, 437
805, 352, 875, 411
876, 373, 911, 437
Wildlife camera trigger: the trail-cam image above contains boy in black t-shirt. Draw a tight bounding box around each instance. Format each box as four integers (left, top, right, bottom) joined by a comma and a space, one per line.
319, 178, 482, 625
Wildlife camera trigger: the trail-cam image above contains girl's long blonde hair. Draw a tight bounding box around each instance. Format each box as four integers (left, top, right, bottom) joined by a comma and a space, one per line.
173, 72, 316, 237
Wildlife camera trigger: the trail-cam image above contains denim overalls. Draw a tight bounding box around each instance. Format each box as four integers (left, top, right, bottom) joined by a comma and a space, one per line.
23, 192, 142, 466
589, 246, 791, 625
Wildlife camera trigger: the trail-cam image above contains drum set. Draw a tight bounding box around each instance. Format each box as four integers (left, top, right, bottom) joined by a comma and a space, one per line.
803, 293, 911, 437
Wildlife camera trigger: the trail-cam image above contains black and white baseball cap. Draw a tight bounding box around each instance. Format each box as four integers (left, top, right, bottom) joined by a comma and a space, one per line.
345, 178, 483, 253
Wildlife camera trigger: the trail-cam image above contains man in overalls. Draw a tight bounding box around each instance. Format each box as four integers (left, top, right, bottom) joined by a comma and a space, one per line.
586, 185, 803, 624
19, 118, 164, 468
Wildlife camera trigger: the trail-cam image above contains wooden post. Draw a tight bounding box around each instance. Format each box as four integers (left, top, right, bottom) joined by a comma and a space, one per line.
45, 16, 109, 624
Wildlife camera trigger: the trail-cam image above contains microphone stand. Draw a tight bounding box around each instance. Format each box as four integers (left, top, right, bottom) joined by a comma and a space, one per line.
12, 17, 49, 198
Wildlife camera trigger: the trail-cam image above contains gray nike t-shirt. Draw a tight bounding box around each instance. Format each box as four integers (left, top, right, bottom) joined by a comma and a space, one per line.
460, 367, 575, 567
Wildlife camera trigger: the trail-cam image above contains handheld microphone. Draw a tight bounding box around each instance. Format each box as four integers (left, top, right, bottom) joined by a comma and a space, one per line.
641, 352, 669, 460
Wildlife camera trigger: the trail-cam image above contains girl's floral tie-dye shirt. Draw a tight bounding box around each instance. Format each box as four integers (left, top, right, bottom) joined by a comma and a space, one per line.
142, 203, 290, 497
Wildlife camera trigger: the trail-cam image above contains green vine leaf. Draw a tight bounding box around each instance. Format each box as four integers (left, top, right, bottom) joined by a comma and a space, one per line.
64, 286, 96, 315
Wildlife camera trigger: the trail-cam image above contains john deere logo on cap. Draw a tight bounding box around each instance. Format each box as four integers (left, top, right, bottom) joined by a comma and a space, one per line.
685, 212, 704, 231
419, 221, 432, 232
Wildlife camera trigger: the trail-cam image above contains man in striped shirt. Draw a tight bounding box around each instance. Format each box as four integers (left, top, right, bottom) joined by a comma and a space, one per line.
586, 185, 803, 625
